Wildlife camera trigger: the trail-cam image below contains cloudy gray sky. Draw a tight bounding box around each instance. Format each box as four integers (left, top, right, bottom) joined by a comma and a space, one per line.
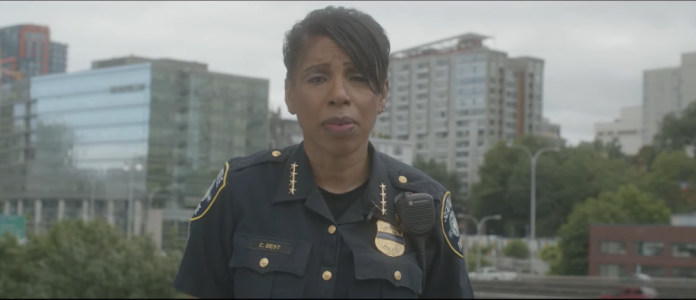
2, 1, 695, 144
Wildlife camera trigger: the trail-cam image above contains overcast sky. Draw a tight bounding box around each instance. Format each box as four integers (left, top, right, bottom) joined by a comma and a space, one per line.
2, 1, 695, 144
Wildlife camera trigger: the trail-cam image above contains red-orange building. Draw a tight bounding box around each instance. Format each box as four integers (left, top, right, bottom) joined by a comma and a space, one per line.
588, 225, 696, 278
0, 24, 67, 83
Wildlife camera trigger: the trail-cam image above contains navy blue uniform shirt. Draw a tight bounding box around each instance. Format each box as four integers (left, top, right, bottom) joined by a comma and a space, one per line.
174, 142, 475, 298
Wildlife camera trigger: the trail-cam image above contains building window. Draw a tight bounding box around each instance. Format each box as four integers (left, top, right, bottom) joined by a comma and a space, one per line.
600, 241, 626, 255
635, 242, 664, 257
672, 243, 696, 258
599, 264, 626, 278
639, 265, 664, 278
393, 146, 402, 155
672, 267, 696, 279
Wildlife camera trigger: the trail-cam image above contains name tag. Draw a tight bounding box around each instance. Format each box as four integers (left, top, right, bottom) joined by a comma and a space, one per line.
248, 238, 293, 255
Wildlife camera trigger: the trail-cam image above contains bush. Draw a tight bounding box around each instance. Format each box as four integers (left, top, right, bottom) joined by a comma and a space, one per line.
0, 219, 181, 298
503, 240, 529, 259
466, 252, 491, 272
539, 244, 562, 275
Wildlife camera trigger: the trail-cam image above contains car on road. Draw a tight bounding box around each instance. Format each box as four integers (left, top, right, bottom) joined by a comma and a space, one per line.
600, 286, 658, 299
469, 267, 517, 281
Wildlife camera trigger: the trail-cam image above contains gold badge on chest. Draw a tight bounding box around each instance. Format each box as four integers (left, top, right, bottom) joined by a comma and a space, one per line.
375, 219, 405, 257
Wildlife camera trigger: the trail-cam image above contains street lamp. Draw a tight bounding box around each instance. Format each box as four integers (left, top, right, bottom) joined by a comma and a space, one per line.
462, 214, 502, 272
506, 142, 558, 272
123, 162, 143, 239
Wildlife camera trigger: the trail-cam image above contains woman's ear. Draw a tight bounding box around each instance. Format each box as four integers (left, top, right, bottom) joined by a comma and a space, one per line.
378, 81, 389, 114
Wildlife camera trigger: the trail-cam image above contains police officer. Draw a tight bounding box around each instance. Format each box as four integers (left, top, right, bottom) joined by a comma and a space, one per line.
174, 6, 474, 299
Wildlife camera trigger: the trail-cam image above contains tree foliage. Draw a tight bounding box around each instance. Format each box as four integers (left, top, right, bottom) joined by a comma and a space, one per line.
413, 156, 466, 215
647, 150, 696, 213
554, 185, 671, 276
0, 219, 181, 298
503, 240, 529, 259
471, 135, 645, 238
538, 244, 562, 275
655, 102, 696, 157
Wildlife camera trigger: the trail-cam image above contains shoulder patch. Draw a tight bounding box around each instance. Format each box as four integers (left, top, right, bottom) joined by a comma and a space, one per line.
191, 162, 229, 221
440, 191, 464, 258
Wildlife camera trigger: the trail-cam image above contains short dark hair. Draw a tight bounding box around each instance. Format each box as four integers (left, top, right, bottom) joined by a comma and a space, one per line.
283, 6, 390, 94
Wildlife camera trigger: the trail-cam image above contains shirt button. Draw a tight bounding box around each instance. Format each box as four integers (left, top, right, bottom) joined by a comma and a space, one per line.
259, 258, 269, 268
322, 270, 332, 281
398, 175, 408, 183
328, 225, 337, 234
394, 271, 402, 281
272, 150, 281, 157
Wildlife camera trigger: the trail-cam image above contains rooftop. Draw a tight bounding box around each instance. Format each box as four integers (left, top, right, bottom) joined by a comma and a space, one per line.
390, 32, 490, 60
91, 55, 208, 71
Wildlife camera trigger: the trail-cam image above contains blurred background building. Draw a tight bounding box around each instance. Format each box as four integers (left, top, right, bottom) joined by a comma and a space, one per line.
594, 106, 643, 155
0, 55, 269, 249
539, 117, 563, 145
641, 51, 696, 146
0, 24, 67, 85
268, 107, 303, 149
374, 33, 559, 196
588, 223, 696, 278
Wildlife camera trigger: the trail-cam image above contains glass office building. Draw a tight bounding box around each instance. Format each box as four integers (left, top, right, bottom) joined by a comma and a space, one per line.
0, 57, 269, 240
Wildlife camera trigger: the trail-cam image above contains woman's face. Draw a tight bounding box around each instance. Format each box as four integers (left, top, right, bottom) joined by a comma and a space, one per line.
285, 35, 388, 156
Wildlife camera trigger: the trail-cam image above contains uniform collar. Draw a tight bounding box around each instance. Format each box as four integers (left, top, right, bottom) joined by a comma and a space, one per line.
272, 141, 396, 224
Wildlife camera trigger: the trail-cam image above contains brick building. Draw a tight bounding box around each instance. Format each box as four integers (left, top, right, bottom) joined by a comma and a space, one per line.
588, 225, 696, 278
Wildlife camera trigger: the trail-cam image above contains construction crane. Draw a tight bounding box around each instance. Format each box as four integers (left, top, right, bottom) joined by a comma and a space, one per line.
1, 47, 24, 85
0, 47, 25, 108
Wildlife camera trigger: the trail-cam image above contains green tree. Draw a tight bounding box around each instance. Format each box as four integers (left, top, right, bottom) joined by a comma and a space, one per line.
629, 145, 658, 172
472, 135, 645, 238
655, 102, 696, 157
647, 150, 696, 213
503, 240, 530, 259
0, 219, 181, 298
555, 185, 671, 276
538, 244, 562, 275
412, 156, 465, 215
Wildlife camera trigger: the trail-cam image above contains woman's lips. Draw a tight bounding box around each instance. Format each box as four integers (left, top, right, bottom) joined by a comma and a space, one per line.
324, 123, 356, 134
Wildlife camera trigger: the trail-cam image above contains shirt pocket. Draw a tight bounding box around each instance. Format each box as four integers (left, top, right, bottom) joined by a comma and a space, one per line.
353, 250, 423, 298
229, 234, 312, 298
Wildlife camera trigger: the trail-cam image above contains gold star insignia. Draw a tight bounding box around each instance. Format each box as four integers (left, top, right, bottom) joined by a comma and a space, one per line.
289, 162, 298, 195
380, 183, 387, 215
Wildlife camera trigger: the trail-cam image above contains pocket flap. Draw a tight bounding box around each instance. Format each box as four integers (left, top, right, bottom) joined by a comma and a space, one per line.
353, 251, 423, 295
229, 234, 312, 276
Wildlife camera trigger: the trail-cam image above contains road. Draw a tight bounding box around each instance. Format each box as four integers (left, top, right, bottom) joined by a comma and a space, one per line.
471, 275, 696, 299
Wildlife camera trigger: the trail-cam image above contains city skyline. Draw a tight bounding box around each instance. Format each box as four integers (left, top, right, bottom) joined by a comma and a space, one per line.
2, 1, 696, 144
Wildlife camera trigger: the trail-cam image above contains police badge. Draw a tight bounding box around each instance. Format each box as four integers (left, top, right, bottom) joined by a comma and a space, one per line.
375, 220, 406, 257
441, 191, 464, 258
191, 162, 229, 221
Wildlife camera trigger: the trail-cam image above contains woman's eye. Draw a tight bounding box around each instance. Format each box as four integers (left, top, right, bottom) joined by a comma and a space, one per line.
351, 75, 366, 82
308, 76, 326, 84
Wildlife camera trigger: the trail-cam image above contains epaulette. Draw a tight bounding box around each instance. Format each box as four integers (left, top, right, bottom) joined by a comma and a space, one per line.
228, 145, 298, 172
380, 153, 443, 198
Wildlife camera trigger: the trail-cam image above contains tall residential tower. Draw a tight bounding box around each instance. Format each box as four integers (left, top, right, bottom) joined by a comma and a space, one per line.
374, 33, 548, 195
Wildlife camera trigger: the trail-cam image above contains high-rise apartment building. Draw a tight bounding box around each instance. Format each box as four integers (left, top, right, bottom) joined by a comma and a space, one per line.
642, 51, 696, 145
0, 56, 268, 246
0, 24, 68, 84
374, 33, 545, 194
